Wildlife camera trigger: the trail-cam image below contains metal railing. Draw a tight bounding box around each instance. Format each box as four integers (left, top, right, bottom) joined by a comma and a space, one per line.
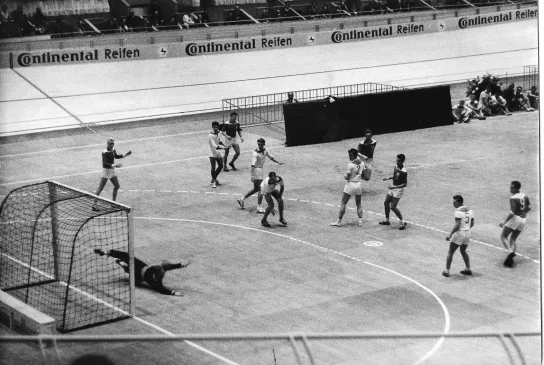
222, 82, 403, 125
523, 65, 539, 90
0, 331, 540, 365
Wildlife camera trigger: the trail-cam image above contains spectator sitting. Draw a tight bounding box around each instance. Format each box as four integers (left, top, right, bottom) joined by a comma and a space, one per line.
32, 7, 47, 34
513, 86, 534, 112
147, 0, 162, 22
126, 9, 139, 29
260, 8, 270, 22
285, 92, 299, 104
0, 4, 10, 23
349, 4, 358, 15
465, 94, 486, 120
283, 4, 298, 20
502, 83, 516, 110
119, 17, 132, 32
491, 92, 512, 116
452, 100, 475, 123
199, 10, 209, 25
320, 4, 332, 18
478, 85, 493, 116
527, 86, 539, 109
337, 0, 349, 14
306, 1, 320, 19
11, 5, 33, 36
182, 12, 195, 28
149, 10, 163, 28
273, 9, 283, 22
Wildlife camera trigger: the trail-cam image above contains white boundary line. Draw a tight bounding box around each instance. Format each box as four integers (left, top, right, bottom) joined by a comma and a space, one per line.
134, 216, 451, 365
1, 246, 240, 365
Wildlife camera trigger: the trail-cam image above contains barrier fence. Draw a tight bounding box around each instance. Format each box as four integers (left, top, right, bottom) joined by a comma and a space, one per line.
0, 331, 540, 365
523, 65, 539, 90
222, 82, 403, 126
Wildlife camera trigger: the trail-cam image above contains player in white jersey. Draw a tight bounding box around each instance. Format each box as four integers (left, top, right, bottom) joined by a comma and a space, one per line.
331, 148, 367, 227
208, 121, 226, 188
260, 171, 287, 227
237, 138, 283, 212
499, 180, 531, 267
442, 195, 474, 277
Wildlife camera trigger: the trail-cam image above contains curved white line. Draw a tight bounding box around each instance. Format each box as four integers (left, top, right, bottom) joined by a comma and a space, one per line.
363, 261, 450, 365
134, 216, 450, 364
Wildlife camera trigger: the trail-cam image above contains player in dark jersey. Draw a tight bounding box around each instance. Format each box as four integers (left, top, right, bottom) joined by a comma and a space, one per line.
379, 153, 408, 230
499, 180, 531, 267
357, 129, 377, 165
220, 112, 244, 171
92, 138, 132, 211
94, 249, 191, 296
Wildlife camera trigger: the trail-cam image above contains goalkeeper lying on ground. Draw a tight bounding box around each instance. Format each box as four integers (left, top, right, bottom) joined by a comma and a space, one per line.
94, 249, 191, 296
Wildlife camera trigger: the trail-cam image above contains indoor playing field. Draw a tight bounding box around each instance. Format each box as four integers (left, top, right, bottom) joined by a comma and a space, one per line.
0, 106, 540, 364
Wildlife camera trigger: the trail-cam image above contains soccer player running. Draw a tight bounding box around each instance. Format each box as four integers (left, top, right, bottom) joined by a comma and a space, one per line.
93, 138, 132, 211
221, 111, 244, 172
331, 148, 368, 227
379, 153, 408, 230
94, 249, 191, 296
209, 121, 226, 188
499, 180, 531, 267
442, 195, 474, 277
237, 138, 283, 212
260, 171, 287, 227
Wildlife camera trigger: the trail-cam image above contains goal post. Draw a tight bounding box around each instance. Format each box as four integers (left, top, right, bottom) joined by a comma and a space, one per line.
0, 181, 135, 333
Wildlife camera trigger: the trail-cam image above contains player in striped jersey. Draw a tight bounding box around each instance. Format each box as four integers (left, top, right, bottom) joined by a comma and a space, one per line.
237, 138, 283, 212
92, 138, 131, 211
442, 195, 475, 277
209, 121, 226, 188
331, 148, 367, 227
379, 153, 408, 229
499, 181, 531, 267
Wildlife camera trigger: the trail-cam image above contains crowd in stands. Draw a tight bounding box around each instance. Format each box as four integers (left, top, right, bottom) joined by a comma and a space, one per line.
452, 82, 538, 124
1, 0, 528, 39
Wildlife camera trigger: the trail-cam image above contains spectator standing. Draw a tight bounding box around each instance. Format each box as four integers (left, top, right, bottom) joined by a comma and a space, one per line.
285, 92, 298, 104
527, 86, 539, 109
306, 1, 320, 18
147, 0, 162, 22
260, 8, 270, 22
0, 4, 10, 23
320, 4, 331, 18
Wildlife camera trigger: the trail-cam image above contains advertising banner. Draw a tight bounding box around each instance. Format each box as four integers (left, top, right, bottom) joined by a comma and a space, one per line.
2, 7, 536, 68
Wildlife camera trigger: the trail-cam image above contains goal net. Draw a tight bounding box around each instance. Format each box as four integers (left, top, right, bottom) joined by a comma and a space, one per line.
0, 181, 135, 333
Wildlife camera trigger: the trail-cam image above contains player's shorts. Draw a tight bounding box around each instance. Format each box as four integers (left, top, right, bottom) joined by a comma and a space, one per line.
253, 167, 264, 181
261, 186, 280, 195
343, 181, 363, 196
387, 188, 404, 199
365, 158, 373, 168
222, 136, 239, 148
451, 230, 471, 245
102, 168, 116, 179
504, 215, 526, 232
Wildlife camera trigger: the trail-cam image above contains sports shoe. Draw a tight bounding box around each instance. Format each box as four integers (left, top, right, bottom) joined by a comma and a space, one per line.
212, 181, 217, 188
460, 269, 473, 275
215, 180, 222, 186
399, 222, 407, 230
379, 221, 390, 225
261, 219, 271, 227
229, 162, 237, 171
256, 207, 266, 214
503, 252, 516, 267
237, 198, 244, 209
223, 167, 230, 172
330, 221, 341, 227
92, 206, 100, 212
279, 218, 287, 226
442, 271, 450, 277
358, 219, 364, 227
211, 179, 214, 184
